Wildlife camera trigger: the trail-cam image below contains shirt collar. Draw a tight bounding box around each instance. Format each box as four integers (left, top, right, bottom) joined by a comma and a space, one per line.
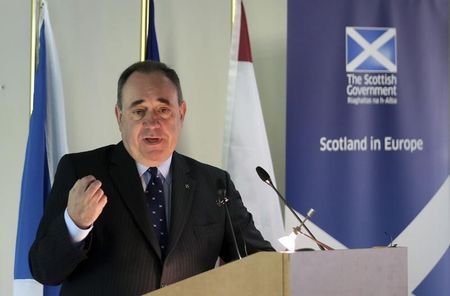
136, 154, 172, 179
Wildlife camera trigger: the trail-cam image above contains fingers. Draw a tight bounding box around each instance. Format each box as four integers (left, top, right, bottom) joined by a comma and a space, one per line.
97, 194, 108, 209
85, 180, 103, 200
91, 187, 104, 202
77, 175, 97, 190
70, 176, 95, 198
67, 175, 108, 229
74, 176, 103, 201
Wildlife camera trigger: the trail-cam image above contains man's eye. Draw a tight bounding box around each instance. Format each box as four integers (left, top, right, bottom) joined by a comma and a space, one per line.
131, 109, 145, 119
159, 107, 172, 118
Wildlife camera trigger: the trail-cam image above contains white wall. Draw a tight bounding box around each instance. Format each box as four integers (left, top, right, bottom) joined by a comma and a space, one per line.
0, 0, 286, 294
0, 1, 31, 295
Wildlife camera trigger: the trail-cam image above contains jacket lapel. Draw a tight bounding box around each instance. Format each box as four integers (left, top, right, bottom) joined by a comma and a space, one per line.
109, 142, 161, 258
167, 152, 196, 256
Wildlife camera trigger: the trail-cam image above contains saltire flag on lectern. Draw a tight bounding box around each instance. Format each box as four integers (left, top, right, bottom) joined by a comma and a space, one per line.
145, 0, 159, 61
14, 1, 68, 295
286, 0, 449, 294
224, 0, 284, 249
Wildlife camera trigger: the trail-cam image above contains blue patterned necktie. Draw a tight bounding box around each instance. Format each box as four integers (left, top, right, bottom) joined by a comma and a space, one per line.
145, 167, 168, 260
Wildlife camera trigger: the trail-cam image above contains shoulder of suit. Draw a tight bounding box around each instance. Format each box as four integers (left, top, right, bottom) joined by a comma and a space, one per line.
61, 143, 117, 162
173, 151, 228, 176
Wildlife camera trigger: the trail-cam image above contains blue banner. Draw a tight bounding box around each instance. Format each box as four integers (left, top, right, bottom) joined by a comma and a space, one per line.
286, 0, 448, 294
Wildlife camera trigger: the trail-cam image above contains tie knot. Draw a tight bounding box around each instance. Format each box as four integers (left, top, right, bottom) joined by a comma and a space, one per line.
148, 167, 158, 179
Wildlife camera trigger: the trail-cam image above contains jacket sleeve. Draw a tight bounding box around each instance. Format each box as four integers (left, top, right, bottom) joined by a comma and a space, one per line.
29, 155, 91, 285
219, 171, 275, 262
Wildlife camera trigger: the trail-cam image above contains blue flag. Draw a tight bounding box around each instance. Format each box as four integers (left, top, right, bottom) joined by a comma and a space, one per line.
14, 1, 68, 295
145, 0, 160, 61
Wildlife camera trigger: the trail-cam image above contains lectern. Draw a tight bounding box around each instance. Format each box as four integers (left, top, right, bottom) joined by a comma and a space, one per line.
146, 248, 407, 296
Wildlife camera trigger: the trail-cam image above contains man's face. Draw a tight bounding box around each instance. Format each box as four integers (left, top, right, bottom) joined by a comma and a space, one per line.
115, 71, 186, 167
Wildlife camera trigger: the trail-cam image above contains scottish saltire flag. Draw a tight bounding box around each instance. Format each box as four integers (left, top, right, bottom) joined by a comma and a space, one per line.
145, 0, 159, 61
14, 1, 68, 295
346, 27, 397, 73
224, 0, 284, 250
286, 0, 449, 295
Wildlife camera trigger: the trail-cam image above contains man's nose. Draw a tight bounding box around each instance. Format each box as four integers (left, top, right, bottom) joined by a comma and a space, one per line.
143, 111, 161, 126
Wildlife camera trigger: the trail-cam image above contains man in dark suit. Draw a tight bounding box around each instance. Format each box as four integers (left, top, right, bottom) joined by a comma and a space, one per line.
29, 61, 274, 295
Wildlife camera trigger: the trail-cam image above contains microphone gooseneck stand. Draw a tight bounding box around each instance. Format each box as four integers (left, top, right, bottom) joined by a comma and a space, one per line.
256, 166, 333, 251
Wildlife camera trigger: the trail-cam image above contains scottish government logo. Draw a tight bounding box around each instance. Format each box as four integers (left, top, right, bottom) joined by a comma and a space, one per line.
345, 27, 398, 105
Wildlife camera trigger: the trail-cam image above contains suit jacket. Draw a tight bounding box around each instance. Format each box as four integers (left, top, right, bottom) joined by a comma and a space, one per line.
29, 142, 274, 295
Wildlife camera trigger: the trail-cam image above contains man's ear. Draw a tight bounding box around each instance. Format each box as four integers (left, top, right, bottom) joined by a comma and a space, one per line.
179, 100, 187, 122
115, 105, 122, 124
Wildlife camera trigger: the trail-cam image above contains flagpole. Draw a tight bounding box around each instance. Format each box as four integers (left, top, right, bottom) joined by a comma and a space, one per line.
140, 0, 149, 61
29, 0, 39, 114
231, 0, 236, 25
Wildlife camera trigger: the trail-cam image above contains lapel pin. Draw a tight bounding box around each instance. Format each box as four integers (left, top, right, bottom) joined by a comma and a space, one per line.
185, 184, 190, 189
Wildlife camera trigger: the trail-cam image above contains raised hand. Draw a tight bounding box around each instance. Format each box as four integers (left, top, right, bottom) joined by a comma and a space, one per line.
67, 175, 108, 229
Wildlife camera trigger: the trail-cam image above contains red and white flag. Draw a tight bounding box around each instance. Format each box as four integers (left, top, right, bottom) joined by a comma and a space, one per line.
224, 0, 284, 249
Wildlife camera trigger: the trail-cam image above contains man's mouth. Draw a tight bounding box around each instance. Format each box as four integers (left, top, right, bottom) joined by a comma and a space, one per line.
143, 137, 162, 144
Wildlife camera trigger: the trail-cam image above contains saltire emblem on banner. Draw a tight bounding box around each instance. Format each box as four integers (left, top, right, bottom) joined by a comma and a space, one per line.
346, 27, 397, 73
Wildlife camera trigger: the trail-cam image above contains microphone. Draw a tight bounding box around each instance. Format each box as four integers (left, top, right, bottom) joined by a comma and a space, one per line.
256, 166, 331, 251
216, 179, 242, 259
